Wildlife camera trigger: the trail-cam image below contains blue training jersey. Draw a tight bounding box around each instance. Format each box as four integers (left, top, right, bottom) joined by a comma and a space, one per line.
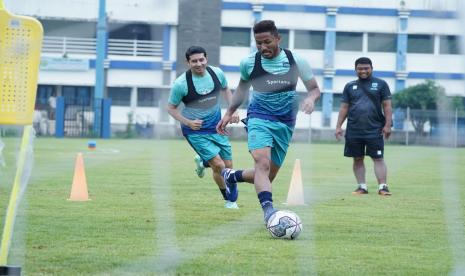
169, 66, 228, 135
240, 49, 314, 127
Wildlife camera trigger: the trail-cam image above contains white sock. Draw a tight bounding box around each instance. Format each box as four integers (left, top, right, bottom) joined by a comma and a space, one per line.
359, 183, 368, 190
378, 183, 387, 190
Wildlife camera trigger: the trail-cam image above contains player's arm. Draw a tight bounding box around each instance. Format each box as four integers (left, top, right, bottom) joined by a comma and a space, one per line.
167, 103, 203, 130
221, 86, 240, 124
301, 78, 321, 114
335, 103, 349, 141
294, 52, 321, 114
382, 99, 393, 139
216, 79, 251, 134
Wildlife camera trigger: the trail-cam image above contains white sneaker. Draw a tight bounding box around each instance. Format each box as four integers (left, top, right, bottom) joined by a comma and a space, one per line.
194, 155, 205, 178
224, 200, 239, 209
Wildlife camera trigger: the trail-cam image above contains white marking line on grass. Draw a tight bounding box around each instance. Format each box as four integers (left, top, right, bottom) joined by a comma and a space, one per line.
440, 153, 465, 275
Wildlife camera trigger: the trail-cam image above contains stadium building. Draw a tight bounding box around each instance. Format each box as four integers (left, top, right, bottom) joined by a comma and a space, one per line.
4, 0, 463, 138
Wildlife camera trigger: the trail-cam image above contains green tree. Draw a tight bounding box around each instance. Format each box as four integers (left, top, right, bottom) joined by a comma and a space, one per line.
392, 80, 464, 134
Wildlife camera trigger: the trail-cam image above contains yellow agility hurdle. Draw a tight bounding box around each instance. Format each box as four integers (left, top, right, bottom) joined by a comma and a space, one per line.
0, 0, 43, 273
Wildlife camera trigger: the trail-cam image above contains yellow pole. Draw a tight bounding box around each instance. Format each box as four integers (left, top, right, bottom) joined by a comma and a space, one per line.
0, 125, 32, 265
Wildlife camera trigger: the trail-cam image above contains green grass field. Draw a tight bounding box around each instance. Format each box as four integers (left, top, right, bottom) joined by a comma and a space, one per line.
0, 137, 464, 275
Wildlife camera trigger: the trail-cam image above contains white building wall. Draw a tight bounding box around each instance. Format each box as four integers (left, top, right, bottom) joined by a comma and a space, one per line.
220, 47, 251, 66
262, 12, 326, 30
106, 70, 164, 87
408, 17, 461, 35
39, 70, 96, 86
4, 0, 179, 24
222, 10, 255, 27
336, 15, 397, 33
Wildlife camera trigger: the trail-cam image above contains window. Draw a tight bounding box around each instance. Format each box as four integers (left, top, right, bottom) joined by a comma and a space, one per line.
336, 32, 363, 51
108, 87, 131, 106
333, 94, 343, 111
439, 35, 460, 55
63, 86, 92, 106
137, 88, 161, 107
36, 85, 56, 109
368, 33, 397, 52
221, 27, 250, 47
294, 30, 325, 50
108, 23, 163, 41
40, 19, 96, 38
280, 30, 289, 49
407, 34, 433, 54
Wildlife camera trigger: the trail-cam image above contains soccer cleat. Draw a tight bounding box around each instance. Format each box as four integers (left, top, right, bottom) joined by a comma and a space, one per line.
264, 209, 278, 225
352, 187, 368, 195
224, 200, 239, 209
221, 168, 238, 202
378, 186, 392, 196
194, 155, 205, 178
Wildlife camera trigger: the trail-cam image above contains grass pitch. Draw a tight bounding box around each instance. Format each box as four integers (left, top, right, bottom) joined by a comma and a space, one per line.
0, 137, 464, 275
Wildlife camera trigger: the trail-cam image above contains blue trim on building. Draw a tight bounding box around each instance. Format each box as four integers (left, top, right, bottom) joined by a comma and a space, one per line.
101, 98, 112, 139
89, 60, 465, 81
89, 60, 175, 70
94, 0, 107, 137
322, 11, 336, 126
222, 2, 251, 10
335, 69, 396, 78
338, 7, 397, 16
222, 1, 457, 19
408, 72, 464, 80
264, 4, 326, 13
396, 79, 406, 91
410, 10, 456, 18
55, 97, 65, 138
163, 25, 171, 61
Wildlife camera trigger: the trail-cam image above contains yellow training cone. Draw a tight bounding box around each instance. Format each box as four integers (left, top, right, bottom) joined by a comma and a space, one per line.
68, 153, 90, 201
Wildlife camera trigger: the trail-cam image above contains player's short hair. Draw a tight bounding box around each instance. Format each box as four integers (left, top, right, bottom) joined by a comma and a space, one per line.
355, 57, 373, 68
253, 20, 279, 37
185, 46, 207, 61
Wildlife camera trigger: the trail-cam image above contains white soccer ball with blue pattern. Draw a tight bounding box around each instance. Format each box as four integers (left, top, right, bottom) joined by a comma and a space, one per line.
266, 210, 302, 239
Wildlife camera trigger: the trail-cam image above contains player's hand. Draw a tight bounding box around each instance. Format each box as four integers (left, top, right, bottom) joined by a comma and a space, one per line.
188, 119, 203, 130
335, 127, 344, 141
301, 97, 315, 114
230, 111, 240, 124
382, 125, 391, 139
216, 113, 232, 135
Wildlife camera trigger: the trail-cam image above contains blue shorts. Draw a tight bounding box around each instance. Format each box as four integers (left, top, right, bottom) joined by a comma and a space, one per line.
246, 118, 293, 167
186, 133, 232, 162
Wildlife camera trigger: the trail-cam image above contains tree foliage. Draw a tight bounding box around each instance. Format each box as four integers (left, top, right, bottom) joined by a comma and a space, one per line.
392, 80, 464, 134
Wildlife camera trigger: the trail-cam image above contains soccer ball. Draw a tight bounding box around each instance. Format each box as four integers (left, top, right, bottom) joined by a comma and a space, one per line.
266, 210, 302, 239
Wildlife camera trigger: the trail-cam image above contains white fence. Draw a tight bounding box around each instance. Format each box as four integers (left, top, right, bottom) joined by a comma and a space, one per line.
42, 36, 163, 57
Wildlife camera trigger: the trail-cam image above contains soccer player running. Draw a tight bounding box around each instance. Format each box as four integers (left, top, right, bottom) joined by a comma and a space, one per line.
335, 57, 393, 196
167, 46, 242, 209
216, 20, 321, 224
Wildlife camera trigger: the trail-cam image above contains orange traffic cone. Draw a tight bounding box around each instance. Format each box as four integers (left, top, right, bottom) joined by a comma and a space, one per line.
68, 153, 90, 201
285, 159, 306, 205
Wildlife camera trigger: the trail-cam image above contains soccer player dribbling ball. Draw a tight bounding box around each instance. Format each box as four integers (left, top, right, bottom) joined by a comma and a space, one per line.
217, 20, 321, 225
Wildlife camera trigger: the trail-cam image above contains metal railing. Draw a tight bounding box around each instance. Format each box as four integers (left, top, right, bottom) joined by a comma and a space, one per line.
42, 36, 163, 57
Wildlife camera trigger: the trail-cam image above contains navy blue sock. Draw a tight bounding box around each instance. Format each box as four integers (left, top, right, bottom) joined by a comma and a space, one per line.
258, 191, 275, 220
234, 170, 244, 182
219, 188, 227, 200
225, 169, 244, 183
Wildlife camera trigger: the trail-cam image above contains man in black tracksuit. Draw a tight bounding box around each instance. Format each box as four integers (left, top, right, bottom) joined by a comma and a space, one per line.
335, 57, 393, 196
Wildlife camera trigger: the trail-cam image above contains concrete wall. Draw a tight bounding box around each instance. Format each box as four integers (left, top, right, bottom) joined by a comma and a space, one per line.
176, 0, 222, 75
